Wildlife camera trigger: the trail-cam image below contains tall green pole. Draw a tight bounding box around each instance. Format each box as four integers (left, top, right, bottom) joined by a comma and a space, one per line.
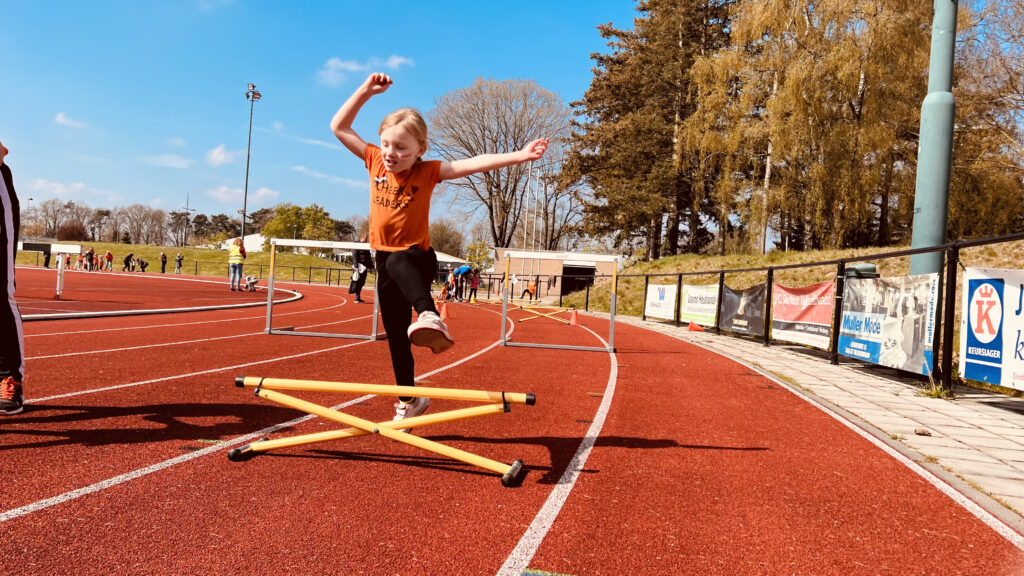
910, 1, 958, 275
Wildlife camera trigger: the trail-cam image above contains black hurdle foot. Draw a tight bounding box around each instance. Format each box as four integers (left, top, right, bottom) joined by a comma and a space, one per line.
501, 460, 526, 487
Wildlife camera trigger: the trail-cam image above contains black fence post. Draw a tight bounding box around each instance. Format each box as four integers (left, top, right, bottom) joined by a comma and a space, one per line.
642, 275, 649, 321
194, 261, 198, 275
558, 276, 564, 308
675, 273, 683, 327
942, 245, 959, 392
715, 271, 725, 335
585, 284, 591, 312
830, 261, 845, 365
763, 268, 774, 347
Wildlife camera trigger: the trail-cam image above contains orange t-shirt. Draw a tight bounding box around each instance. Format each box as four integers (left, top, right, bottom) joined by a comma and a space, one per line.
364, 144, 441, 252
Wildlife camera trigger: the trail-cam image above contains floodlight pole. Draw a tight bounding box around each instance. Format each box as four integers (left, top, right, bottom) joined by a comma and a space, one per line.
242, 83, 262, 240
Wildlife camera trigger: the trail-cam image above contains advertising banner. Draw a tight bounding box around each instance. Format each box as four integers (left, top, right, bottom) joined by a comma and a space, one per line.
719, 284, 766, 336
771, 282, 835, 350
644, 283, 678, 321
837, 273, 939, 375
959, 267, 1024, 392
679, 284, 719, 326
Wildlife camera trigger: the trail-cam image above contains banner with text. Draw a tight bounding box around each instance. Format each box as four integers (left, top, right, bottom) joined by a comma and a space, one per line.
719, 284, 766, 336
679, 284, 719, 326
959, 267, 1024, 392
771, 282, 835, 350
644, 283, 678, 321
838, 273, 939, 375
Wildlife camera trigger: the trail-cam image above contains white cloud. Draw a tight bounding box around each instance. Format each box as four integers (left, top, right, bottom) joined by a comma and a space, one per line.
207, 185, 242, 203
206, 185, 279, 203
292, 165, 365, 188
272, 121, 284, 132
315, 54, 414, 87
255, 127, 340, 150
54, 112, 87, 129
140, 154, 194, 169
167, 137, 187, 147
28, 178, 87, 196
27, 178, 122, 204
206, 144, 242, 167
252, 187, 280, 201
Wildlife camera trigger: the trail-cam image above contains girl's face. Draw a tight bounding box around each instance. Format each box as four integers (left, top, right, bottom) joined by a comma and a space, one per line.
379, 125, 425, 173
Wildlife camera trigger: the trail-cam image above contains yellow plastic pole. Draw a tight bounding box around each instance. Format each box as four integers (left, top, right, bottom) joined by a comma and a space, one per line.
237, 376, 535, 406
245, 402, 509, 453
256, 388, 513, 475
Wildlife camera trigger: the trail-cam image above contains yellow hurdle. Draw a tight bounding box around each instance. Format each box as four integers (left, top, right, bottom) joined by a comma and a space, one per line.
517, 304, 574, 325
229, 376, 536, 487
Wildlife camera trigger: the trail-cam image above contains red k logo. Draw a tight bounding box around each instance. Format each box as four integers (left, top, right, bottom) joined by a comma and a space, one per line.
970, 283, 1002, 344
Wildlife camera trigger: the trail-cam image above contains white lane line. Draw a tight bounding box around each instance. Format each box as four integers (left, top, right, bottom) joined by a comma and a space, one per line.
661, 331, 1024, 553
2, 308, 515, 523
498, 326, 617, 576
26, 314, 374, 360
25, 296, 347, 337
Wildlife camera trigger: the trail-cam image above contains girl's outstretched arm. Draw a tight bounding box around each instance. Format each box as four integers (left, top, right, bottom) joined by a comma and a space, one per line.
330, 73, 393, 158
439, 138, 549, 181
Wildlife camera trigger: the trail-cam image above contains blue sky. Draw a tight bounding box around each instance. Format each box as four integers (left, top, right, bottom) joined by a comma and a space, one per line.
0, 0, 637, 227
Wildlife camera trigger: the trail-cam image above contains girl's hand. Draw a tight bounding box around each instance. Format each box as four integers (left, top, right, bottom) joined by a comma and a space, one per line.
363, 73, 393, 95
521, 138, 549, 161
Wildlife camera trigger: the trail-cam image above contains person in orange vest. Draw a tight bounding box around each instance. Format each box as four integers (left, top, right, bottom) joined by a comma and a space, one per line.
521, 276, 538, 301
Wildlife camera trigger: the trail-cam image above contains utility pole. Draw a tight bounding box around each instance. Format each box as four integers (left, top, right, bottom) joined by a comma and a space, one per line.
910, 1, 958, 274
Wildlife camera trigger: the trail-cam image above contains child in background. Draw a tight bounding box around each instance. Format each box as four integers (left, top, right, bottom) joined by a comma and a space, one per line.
330, 72, 548, 428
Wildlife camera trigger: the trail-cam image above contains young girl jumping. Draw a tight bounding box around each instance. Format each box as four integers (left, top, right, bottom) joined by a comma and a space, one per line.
331, 72, 548, 428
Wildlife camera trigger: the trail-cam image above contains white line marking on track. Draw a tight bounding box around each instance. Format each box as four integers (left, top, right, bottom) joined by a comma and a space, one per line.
2, 309, 516, 523
26, 314, 373, 360
498, 325, 617, 576
668, 333, 1024, 553
25, 295, 347, 337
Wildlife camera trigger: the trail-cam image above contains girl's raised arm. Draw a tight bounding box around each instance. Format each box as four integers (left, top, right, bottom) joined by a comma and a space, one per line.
439, 138, 549, 181
330, 73, 393, 158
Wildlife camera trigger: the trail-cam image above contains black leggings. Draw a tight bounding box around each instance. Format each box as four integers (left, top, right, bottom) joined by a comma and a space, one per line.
375, 247, 439, 398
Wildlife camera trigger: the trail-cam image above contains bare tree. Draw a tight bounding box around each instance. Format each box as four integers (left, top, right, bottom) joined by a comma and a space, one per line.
38, 198, 66, 238
427, 77, 570, 248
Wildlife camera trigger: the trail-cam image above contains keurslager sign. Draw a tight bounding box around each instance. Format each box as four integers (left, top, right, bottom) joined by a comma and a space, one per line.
960, 267, 1024, 392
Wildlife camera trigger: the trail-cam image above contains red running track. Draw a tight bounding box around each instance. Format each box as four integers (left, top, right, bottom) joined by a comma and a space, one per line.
1, 271, 1023, 575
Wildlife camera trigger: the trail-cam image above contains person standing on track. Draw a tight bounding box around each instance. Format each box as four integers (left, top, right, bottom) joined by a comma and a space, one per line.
174, 252, 183, 274
160, 252, 167, 273
228, 237, 246, 291
348, 235, 372, 303
0, 139, 26, 415
330, 72, 548, 428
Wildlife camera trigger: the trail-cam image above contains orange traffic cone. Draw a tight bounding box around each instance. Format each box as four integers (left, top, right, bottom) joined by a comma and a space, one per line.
440, 303, 450, 321
569, 309, 579, 326
688, 321, 704, 332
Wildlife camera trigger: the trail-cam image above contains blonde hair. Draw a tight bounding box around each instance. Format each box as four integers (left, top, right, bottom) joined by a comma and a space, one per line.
233, 237, 242, 246
379, 108, 428, 153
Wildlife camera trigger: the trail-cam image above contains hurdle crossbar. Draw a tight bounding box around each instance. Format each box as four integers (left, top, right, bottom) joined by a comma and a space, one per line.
517, 304, 574, 324
229, 376, 535, 486
265, 238, 380, 340
500, 254, 617, 353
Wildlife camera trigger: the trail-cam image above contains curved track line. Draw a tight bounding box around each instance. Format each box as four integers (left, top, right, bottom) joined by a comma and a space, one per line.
1, 311, 516, 525
24, 293, 348, 338
498, 325, 618, 576
25, 314, 374, 360
665, 332, 1024, 553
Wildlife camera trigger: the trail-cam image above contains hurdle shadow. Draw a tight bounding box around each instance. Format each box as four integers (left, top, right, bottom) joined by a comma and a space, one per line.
419, 434, 771, 485
267, 448, 499, 480
0, 402, 297, 452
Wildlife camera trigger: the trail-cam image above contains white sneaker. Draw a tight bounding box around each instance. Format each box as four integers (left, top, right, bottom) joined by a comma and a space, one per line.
393, 396, 431, 433
407, 310, 454, 353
